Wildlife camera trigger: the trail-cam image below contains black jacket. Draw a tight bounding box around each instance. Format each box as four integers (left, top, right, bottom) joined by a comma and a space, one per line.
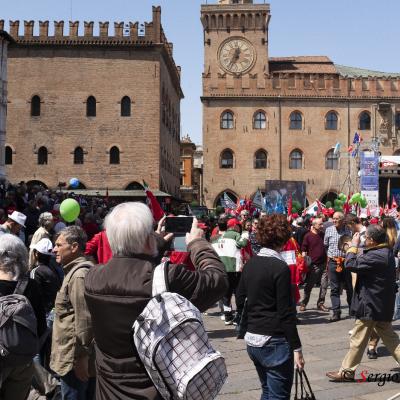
0, 277, 47, 337
236, 254, 301, 350
345, 245, 397, 321
84, 238, 228, 400
31, 262, 63, 313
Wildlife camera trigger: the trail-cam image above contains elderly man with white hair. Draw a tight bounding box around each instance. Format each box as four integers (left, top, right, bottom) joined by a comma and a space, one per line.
84, 202, 228, 400
0, 234, 46, 400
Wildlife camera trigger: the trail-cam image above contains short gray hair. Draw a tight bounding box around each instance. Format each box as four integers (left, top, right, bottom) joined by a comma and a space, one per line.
105, 202, 154, 256
39, 212, 53, 228
0, 234, 29, 280
57, 226, 87, 252
366, 224, 387, 245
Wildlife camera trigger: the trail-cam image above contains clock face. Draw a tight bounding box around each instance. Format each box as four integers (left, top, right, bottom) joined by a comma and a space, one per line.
218, 37, 256, 74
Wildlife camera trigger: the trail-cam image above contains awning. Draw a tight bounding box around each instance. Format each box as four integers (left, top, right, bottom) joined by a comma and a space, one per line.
63, 189, 171, 197
380, 156, 400, 168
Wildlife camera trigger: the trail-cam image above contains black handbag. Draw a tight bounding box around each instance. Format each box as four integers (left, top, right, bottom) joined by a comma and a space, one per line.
294, 368, 316, 400
235, 299, 248, 339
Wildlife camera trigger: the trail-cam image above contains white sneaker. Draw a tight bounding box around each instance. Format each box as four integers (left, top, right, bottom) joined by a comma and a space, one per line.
220, 315, 225, 321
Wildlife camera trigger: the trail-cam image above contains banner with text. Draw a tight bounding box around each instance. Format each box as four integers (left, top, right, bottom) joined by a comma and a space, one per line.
360, 151, 379, 216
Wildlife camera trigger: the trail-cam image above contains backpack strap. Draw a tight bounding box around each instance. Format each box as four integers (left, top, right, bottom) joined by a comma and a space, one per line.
13, 276, 29, 295
64, 265, 90, 298
152, 261, 170, 297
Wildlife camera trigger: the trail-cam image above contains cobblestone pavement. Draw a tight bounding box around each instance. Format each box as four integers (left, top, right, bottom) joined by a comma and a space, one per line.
204, 291, 400, 400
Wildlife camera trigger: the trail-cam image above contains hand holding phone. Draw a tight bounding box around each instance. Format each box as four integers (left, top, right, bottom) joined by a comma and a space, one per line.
186, 218, 204, 245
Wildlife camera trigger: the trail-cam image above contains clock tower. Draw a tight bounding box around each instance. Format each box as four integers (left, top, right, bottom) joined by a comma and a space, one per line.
201, 0, 270, 85
201, 0, 271, 207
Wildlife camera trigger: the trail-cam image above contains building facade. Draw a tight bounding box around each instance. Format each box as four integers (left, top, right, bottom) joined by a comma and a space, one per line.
0, 27, 13, 180
180, 135, 203, 204
4, 7, 183, 197
201, 0, 400, 208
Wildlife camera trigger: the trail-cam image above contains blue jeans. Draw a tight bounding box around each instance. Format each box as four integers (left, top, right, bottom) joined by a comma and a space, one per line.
60, 370, 95, 400
247, 337, 294, 400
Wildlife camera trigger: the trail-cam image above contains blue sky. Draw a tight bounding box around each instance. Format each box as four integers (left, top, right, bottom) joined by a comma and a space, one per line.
2, 0, 400, 145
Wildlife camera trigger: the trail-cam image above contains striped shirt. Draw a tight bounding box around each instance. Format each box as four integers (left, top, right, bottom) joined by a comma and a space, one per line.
324, 225, 351, 258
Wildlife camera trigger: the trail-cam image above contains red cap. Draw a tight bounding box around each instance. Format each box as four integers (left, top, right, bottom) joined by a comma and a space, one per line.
227, 218, 240, 228
370, 218, 379, 224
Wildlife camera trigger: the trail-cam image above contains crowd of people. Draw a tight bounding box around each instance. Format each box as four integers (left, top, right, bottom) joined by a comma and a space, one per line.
1, 181, 400, 400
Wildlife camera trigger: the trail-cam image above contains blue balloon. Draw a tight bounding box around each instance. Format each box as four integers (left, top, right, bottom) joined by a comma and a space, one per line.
69, 178, 80, 189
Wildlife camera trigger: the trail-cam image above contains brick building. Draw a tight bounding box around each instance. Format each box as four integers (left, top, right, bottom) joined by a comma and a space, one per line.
201, 0, 400, 208
3, 7, 183, 197
180, 135, 203, 204
0, 28, 13, 179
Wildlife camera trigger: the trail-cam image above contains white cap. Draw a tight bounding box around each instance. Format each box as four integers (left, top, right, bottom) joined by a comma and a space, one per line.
31, 238, 53, 255
8, 211, 26, 227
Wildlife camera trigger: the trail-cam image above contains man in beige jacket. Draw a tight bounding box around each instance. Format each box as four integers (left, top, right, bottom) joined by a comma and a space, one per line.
51, 226, 95, 400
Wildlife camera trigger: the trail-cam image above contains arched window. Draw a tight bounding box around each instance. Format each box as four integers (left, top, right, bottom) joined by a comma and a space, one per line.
125, 181, 145, 190
254, 149, 267, 169
110, 146, 120, 164
289, 149, 303, 169
38, 146, 48, 165
214, 190, 238, 208
326, 111, 338, 130
220, 149, 234, 169
74, 147, 84, 164
86, 96, 96, 117
395, 112, 400, 130
359, 111, 371, 130
289, 111, 303, 130
253, 111, 266, 129
31, 95, 41, 117
325, 149, 339, 170
221, 111, 234, 129
5, 146, 12, 165
121, 96, 131, 117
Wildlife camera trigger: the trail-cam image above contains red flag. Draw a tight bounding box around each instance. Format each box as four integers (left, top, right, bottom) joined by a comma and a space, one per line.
143, 181, 165, 222
384, 203, 389, 216
343, 195, 351, 214
316, 199, 325, 214
287, 195, 293, 217
392, 196, 398, 210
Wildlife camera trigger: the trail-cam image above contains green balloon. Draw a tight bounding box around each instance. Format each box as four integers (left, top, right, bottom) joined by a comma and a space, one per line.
325, 201, 332, 208
60, 198, 81, 223
334, 199, 341, 206
350, 194, 359, 204
360, 198, 368, 208
339, 193, 347, 202
292, 201, 302, 210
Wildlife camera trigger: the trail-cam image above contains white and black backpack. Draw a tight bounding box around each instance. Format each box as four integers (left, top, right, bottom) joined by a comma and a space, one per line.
0, 277, 39, 367
133, 262, 227, 400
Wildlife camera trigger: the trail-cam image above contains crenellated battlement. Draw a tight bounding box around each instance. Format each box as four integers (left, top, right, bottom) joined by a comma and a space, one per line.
1, 6, 167, 45
203, 68, 400, 99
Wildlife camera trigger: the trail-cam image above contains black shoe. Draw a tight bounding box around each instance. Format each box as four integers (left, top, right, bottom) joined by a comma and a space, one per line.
367, 349, 378, 359
329, 313, 341, 322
